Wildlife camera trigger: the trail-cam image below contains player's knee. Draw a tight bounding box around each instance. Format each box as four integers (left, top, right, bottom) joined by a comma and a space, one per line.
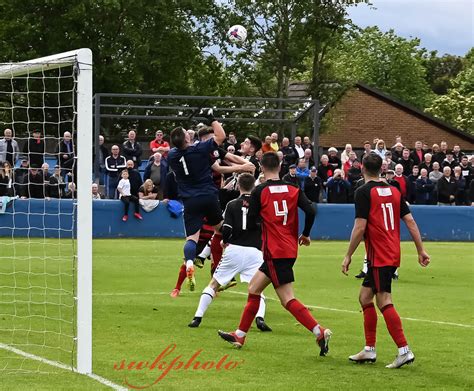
375, 293, 392, 309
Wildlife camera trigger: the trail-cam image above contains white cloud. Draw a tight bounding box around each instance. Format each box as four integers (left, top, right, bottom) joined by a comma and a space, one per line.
348, 0, 473, 55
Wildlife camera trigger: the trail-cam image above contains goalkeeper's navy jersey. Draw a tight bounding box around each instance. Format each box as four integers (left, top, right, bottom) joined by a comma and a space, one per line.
222, 194, 261, 250
168, 138, 219, 199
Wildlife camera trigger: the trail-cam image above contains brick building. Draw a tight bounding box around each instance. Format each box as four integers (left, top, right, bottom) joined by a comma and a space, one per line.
319, 83, 474, 153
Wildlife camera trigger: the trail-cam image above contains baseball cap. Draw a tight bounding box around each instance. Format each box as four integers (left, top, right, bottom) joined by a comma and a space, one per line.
310, 166, 317, 172
289, 164, 296, 169
328, 147, 338, 153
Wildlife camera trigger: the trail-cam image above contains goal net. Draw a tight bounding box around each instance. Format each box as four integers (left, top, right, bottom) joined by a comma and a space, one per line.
0, 49, 92, 374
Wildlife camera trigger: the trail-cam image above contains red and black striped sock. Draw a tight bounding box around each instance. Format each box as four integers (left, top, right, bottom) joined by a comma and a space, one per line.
362, 302, 377, 347
237, 293, 261, 333
381, 304, 407, 348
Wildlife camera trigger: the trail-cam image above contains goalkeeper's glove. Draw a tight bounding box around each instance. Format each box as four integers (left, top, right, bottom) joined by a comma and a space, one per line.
199, 108, 215, 126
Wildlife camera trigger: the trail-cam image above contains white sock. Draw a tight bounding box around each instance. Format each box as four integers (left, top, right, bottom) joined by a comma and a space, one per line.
398, 345, 410, 355
362, 258, 368, 273
255, 294, 266, 319
235, 329, 246, 338
364, 346, 376, 352
198, 243, 211, 259
186, 259, 194, 270
312, 324, 321, 338
194, 286, 215, 317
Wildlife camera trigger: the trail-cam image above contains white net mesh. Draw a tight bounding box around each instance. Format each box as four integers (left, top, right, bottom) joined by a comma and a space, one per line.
0, 60, 78, 373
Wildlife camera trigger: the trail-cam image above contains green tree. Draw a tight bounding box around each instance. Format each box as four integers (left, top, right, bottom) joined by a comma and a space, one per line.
426, 50, 474, 134
0, 0, 219, 94
327, 26, 434, 108
213, 0, 367, 100
422, 51, 465, 95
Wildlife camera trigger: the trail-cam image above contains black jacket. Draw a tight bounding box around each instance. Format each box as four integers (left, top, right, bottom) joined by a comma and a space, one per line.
56, 140, 75, 169
127, 168, 143, 197
437, 176, 457, 204
282, 173, 299, 186
23, 138, 45, 168
304, 176, 322, 203
122, 140, 143, 168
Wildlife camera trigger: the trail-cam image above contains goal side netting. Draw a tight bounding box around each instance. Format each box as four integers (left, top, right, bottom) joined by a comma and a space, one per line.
0, 49, 92, 374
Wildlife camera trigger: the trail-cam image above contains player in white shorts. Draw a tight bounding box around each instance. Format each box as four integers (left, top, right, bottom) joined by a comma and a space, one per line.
188, 173, 271, 332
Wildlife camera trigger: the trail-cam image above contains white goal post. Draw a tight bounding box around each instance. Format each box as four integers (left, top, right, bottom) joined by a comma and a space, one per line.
0, 49, 92, 374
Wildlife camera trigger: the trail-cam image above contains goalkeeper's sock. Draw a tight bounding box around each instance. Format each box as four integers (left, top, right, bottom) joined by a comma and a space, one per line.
184, 240, 197, 270
175, 264, 187, 291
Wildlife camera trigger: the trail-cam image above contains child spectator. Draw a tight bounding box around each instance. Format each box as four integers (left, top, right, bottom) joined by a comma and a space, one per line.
117, 169, 142, 221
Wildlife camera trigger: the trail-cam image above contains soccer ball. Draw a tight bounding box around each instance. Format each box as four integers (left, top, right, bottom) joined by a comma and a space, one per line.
227, 25, 247, 44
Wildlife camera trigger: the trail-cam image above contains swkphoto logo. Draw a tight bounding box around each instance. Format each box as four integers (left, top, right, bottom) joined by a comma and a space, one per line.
113, 343, 245, 389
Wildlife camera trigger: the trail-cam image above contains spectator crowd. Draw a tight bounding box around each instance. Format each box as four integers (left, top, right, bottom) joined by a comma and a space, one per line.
1, 126, 473, 216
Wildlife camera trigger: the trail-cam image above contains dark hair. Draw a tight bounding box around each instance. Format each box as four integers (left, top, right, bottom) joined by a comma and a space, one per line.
238, 173, 255, 192
170, 127, 186, 149
198, 127, 213, 139
362, 152, 382, 175
247, 135, 262, 152
260, 151, 280, 171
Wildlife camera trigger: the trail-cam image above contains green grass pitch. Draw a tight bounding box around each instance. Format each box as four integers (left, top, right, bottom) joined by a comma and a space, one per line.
1, 239, 473, 390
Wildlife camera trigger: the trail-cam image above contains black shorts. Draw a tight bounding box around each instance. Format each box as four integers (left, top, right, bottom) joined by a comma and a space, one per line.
362, 266, 397, 293
183, 195, 222, 236
259, 258, 296, 288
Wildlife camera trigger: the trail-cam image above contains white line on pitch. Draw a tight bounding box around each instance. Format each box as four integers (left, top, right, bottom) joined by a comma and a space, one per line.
0, 343, 127, 391
93, 290, 474, 329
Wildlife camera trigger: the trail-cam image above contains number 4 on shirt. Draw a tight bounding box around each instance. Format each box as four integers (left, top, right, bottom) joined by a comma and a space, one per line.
273, 200, 288, 225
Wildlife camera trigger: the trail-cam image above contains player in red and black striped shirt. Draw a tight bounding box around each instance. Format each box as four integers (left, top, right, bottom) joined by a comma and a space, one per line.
218, 152, 332, 356
342, 153, 430, 369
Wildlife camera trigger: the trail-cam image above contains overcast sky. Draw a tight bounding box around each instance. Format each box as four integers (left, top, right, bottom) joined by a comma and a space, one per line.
348, 0, 473, 56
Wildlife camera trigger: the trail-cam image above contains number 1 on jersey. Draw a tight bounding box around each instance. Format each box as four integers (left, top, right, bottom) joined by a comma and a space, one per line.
273, 200, 288, 225
179, 156, 189, 175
